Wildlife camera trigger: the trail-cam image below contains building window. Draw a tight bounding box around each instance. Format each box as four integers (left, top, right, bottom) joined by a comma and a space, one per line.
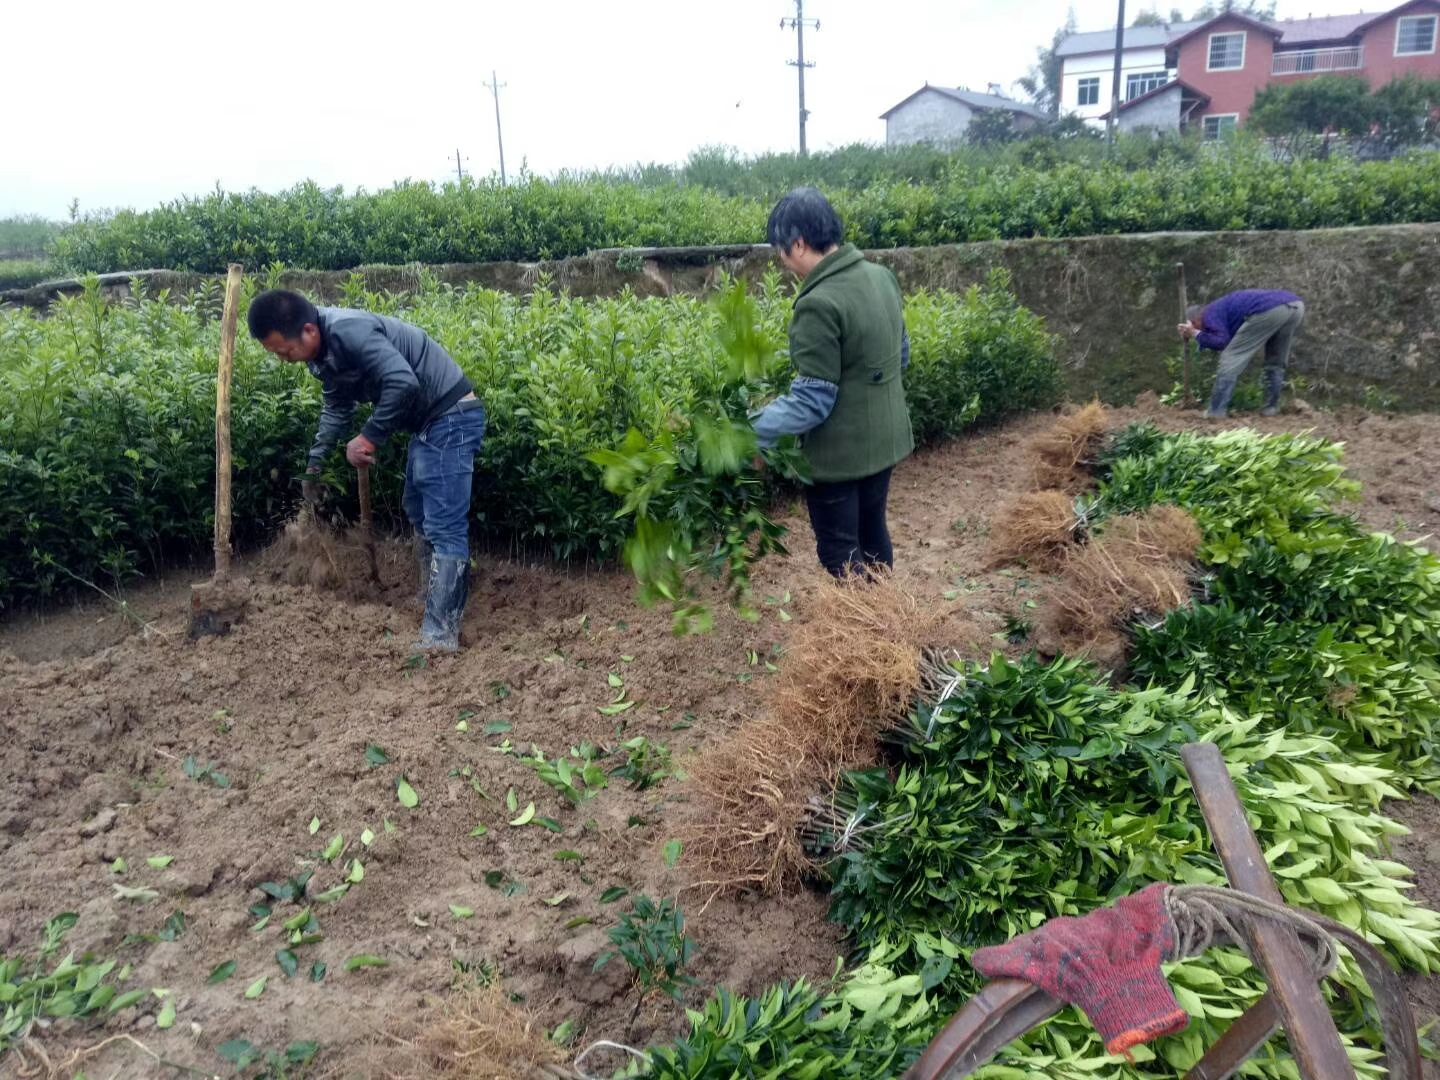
1208, 31, 1247, 70
1126, 71, 1170, 100
1395, 14, 1437, 56
1203, 114, 1239, 140
1077, 77, 1100, 106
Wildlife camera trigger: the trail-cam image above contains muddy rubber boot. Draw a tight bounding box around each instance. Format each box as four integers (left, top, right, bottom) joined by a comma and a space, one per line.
1260, 369, 1284, 417
414, 538, 434, 604
416, 555, 469, 652
1204, 375, 1237, 420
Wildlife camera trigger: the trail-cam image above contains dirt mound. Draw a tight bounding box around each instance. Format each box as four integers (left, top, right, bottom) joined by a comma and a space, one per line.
679, 571, 947, 898
987, 491, 1081, 569
1027, 402, 1110, 492
1034, 506, 1202, 672
258, 515, 416, 604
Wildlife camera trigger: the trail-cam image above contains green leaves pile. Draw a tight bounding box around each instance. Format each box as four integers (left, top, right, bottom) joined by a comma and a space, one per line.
1, 914, 147, 1053
0, 269, 1056, 608
633, 424, 1440, 1078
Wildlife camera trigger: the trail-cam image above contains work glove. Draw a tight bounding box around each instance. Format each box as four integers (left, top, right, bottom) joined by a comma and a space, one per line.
971, 882, 1189, 1058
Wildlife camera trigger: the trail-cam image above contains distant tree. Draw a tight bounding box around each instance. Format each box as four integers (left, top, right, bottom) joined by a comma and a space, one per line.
1186, 0, 1276, 20
968, 109, 1018, 146
1014, 7, 1077, 118
1250, 76, 1372, 136
1250, 75, 1440, 142
1132, 9, 1166, 26
1045, 113, 1104, 140
1372, 76, 1440, 144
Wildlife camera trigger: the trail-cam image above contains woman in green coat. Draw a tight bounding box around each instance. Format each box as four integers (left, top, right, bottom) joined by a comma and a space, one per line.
753, 187, 914, 577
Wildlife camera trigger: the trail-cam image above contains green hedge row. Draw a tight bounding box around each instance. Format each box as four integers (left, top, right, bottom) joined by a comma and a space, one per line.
49, 148, 1440, 276
0, 269, 1057, 607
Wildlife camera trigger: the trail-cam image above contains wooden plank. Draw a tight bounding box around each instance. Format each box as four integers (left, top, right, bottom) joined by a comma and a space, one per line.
1180, 743, 1355, 1080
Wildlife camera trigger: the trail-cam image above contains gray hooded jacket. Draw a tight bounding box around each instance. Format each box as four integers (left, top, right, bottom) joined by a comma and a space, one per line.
306, 307, 474, 466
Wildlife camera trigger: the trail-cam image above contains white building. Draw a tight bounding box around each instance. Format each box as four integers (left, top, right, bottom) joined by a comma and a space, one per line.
1056, 21, 1200, 123
880, 86, 1048, 146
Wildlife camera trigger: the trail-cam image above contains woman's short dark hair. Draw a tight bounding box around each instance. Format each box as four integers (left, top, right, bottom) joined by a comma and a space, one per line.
247, 289, 319, 341
767, 187, 843, 254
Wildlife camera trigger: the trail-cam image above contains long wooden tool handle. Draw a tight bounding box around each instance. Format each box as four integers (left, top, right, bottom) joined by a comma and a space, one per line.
1180, 743, 1356, 1080
1177, 262, 1192, 407
213, 263, 243, 581
357, 466, 373, 532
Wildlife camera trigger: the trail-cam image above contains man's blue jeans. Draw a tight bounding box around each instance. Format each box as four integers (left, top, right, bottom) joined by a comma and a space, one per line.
402, 402, 486, 560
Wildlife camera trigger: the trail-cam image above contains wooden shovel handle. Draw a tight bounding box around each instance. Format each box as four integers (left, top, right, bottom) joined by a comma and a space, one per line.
357, 466, 373, 531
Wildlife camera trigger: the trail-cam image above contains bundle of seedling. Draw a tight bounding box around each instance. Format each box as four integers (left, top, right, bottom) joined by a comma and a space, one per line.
677, 569, 942, 897
635, 413, 1440, 1079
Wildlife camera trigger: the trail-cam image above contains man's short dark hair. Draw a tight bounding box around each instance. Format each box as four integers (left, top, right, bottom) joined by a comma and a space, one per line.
1186, 304, 1205, 326
767, 187, 843, 253
247, 289, 319, 341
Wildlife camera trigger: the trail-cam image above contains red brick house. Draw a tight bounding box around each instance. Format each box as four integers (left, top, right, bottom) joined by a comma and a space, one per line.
1165, 0, 1440, 136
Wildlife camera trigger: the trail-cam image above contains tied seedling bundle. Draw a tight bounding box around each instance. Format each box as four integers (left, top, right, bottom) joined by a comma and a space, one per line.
1093, 424, 1440, 780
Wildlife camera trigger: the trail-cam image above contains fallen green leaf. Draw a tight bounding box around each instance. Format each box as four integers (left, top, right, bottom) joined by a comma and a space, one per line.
365, 744, 391, 767
397, 777, 419, 809
207, 960, 237, 985
344, 955, 389, 972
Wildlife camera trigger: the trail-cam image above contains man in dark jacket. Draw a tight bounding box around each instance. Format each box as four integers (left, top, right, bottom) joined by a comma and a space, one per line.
1179, 289, 1305, 419
753, 187, 914, 577
248, 290, 485, 651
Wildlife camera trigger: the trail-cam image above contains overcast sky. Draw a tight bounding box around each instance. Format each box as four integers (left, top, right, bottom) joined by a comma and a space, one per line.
4, 0, 1338, 219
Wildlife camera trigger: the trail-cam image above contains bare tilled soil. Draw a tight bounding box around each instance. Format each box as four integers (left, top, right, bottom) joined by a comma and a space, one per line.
3, 401, 1440, 1078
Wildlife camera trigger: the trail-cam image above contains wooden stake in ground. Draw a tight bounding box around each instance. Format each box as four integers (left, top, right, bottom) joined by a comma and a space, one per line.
190, 263, 251, 638
357, 465, 380, 583
1177, 262, 1193, 407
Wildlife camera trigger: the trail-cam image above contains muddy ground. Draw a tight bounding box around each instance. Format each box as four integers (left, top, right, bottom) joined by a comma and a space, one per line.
2, 400, 1439, 1079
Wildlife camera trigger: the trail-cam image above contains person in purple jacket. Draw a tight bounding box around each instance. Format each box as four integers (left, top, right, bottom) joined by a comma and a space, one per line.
1178, 289, 1305, 419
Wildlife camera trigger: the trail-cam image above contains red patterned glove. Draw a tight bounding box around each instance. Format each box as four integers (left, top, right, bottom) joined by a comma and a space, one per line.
971, 883, 1188, 1058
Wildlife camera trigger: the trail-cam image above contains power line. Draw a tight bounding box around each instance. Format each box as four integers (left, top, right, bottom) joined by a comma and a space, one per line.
484, 71, 508, 185
780, 1, 819, 156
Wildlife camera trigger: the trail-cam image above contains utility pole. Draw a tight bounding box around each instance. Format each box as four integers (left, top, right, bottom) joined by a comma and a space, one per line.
1107, 0, 1126, 147
484, 70, 508, 185
455, 148, 464, 183
780, 1, 819, 156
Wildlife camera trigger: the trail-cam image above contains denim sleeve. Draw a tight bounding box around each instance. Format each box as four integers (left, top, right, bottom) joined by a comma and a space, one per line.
901, 325, 911, 372
753, 376, 839, 449
349, 327, 421, 447
308, 386, 357, 466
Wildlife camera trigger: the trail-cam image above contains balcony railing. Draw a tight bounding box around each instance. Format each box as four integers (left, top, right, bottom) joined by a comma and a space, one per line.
1272, 46, 1363, 75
